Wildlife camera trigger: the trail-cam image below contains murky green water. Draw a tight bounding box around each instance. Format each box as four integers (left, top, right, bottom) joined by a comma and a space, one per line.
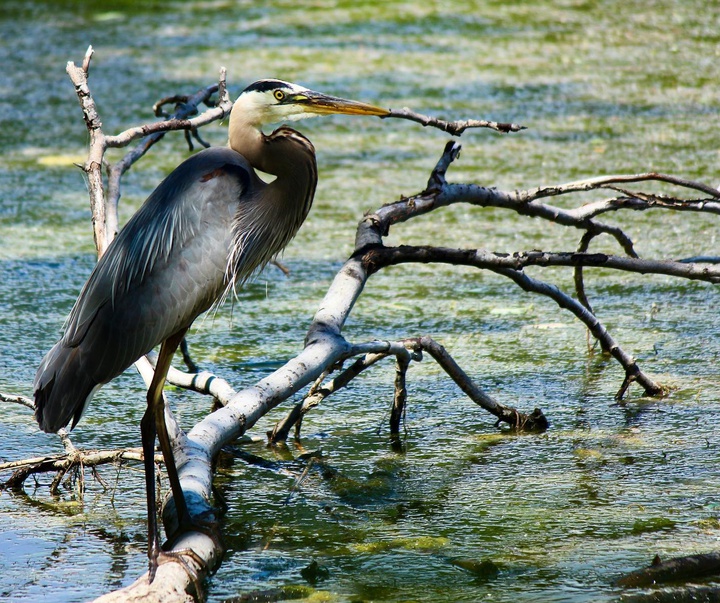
1, 1, 719, 601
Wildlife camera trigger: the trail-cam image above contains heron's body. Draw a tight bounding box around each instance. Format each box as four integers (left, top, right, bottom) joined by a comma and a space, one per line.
33, 79, 388, 579
35, 142, 312, 432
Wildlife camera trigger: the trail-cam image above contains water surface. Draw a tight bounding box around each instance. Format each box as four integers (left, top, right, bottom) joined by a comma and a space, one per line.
1, 1, 719, 601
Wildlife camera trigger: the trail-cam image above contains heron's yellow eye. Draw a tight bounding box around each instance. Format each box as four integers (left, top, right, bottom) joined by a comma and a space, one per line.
274, 90, 285, 101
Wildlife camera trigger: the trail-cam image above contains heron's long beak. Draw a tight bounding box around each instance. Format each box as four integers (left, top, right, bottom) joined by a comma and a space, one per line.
292, 91, 390, 117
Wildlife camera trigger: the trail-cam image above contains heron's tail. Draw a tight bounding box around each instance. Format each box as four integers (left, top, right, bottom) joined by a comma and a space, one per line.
34, 342, 100, 433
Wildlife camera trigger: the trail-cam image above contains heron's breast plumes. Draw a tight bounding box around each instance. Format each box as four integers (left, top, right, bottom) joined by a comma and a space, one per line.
222, 126, 318, 302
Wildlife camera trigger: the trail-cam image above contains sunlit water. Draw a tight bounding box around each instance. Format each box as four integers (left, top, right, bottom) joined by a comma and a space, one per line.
1, 1, 719, 601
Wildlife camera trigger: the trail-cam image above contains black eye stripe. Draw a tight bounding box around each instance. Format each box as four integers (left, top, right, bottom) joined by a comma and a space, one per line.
242, 79, 292, 94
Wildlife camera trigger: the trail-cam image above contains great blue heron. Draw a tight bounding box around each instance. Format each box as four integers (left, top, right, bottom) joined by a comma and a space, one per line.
33, 79, 389, 579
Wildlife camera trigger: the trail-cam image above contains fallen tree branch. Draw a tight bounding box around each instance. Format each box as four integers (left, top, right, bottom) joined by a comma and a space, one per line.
360, 246, 664, 398
1, 447, 153, 492
364, 246, 720, 285
268, 352, 389, 443
0, 392, 162, 492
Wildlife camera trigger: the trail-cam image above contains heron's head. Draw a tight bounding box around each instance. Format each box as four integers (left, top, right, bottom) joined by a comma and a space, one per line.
232, 79, 390, 128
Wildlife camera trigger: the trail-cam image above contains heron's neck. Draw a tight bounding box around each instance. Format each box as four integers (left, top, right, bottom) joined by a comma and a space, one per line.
228, 114, 266, 170
229, 116, 310, 174
225, 114, 318, 289
229, 106, 316, 188
228, 112, 318, 241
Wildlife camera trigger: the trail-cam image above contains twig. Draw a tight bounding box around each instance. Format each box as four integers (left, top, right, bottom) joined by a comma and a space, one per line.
0, 447, 159, 490
105, 70, 231, 239
104, 69, 231, 149
383, 107, 527, 135
574, 231, 611, 354
520, 172, 720, 201
1, 392, 77, 450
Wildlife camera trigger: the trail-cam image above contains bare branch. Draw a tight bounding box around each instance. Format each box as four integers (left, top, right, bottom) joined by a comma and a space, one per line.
268, 352, 389, 443
364, 246, 720, 284
368, 165, 640, 258
105, 70, 232, 239
22, 51, 720, 602
361, 246, 665, 399
66, 45, 108, 254
145, 351, 236, 404
521, 172, 720, 202
383, 107, 527, 135
0, 391, 34, 410
413, 337, 548, 429
377, 144, 720, 264
104, 70, 231, 149
0, 447, 158, 491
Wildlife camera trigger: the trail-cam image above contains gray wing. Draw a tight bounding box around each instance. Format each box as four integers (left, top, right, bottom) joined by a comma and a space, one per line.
65, 146, 260, 381
35, 147, 261, 431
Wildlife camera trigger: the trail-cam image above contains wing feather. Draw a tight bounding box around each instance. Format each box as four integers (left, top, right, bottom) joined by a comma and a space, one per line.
61, 147, 256, 382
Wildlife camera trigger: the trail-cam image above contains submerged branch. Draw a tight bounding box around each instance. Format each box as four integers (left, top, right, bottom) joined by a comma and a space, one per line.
615, 552, 720, 588
390, 352, 410, 436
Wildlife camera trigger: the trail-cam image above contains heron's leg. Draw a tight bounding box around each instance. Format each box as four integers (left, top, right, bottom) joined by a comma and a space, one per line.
143, 328, 188, 582
151, 329, 191, 526
140, 389, 161, 580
